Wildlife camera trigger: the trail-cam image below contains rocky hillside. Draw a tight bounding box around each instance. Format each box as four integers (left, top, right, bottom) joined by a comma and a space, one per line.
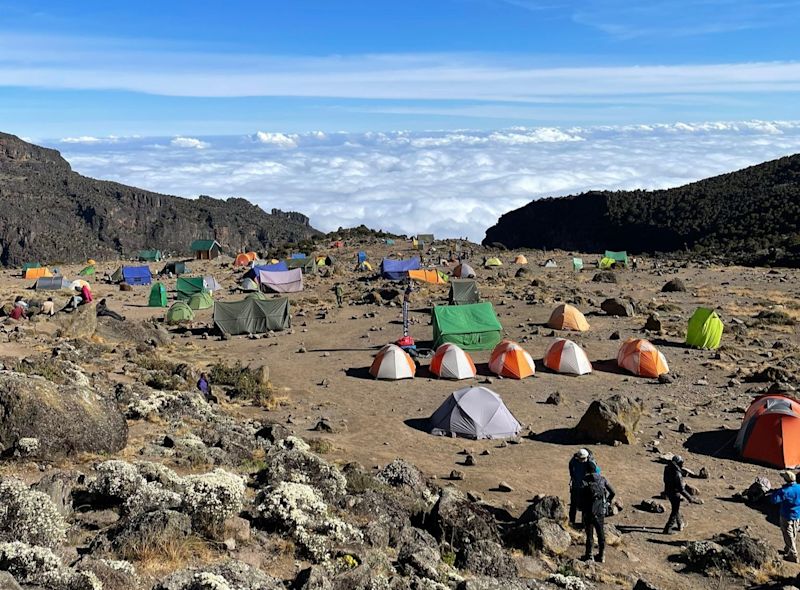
0, 132, 320, 265
484, 154, 800, 266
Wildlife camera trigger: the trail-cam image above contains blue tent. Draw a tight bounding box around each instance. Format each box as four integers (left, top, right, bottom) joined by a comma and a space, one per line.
357, 251, 367, 263
290, 252, 307, 259
244, 261, 288, 281
381, 257, 421, 280
122, 266, 153, 286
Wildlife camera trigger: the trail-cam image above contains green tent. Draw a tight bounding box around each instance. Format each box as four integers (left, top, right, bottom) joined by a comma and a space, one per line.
418, 233, 435, 244
148, 282, 168, 307
598, 257, 617, 270
245, 291, 268, 300
78, 265, 96, 276
284, 257, 316, 274
449, 279, 480, 305
139, 249, 163, 262
213, 297, 290, 335
176, 277, 205, 300
111, 266, 124, 283
432, 302, 503, 350
604, 250, 628, 267
161, 261, 188, 275
188, 290, 214, 310
485, 257, 503, 267
572, 258, 584, 271
686, 308, 724, 350
166, 302, 195, 324
22, 262, 41, 273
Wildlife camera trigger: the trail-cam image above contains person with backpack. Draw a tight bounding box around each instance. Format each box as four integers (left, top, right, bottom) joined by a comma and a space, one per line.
770, 470, 800, 562
568, 448, 598, 526
581, 464, 616, 563
663, 455, 703, 534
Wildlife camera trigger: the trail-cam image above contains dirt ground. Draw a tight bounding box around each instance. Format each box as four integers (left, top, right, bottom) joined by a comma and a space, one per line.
3, 242, 799, 589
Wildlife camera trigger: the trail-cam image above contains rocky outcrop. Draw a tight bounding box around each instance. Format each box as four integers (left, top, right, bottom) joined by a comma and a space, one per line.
0, 132, 320, 265
0, 371, 127, 458
574, 394, 643, 445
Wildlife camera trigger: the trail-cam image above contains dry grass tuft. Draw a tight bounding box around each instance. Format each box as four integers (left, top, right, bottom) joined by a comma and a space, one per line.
118, 532, 218, 577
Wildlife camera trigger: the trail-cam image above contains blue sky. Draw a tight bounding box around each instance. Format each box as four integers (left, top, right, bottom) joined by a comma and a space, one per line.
2, 0, 799, 137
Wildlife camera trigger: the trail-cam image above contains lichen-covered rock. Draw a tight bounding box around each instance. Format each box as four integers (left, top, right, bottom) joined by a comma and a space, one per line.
54, 304, 97, 340
397, 528, 441, 580
429, 487, 500, 551
0, 371, 127, 458
457, 540, 518, 578
547, 573, 593, 589
89, 460, 146, 503
517, 495, 566, 524
507, 518, 571, 556
75, 558, 140, 590
376, 459, 437, 507
99, 509, 192, 555
574, 394, 643, 445
344, 489, 414, 548
457, 578, 530, 590
31, 470, 84, 517
0, 541, 101, 590
154, 560, 283, 590
124, 481, 182, 517
0, 478, 66, 548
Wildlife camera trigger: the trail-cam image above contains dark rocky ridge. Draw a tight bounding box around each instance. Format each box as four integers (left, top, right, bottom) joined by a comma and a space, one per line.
0, 132, 321, 265
483, 153, 800, 266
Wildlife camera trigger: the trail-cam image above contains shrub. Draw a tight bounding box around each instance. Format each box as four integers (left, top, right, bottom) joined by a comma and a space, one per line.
182, 469, 245, 537
89, 460, 146, 502
0, 478, 67, 548
208, 362, 277, 406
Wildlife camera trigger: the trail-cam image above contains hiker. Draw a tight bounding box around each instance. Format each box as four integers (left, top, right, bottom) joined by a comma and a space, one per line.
8, 304, 27, 320
568, 448, 598, 526
663, 455, 703, 534
197, 372, 218, 403
14, 296, 29, 311
81, 284, 93, 304
96, 299, 125, 321
582, 464, 616, 563
334, 284, 344, 307
770, 470, 800, 562
402, 280, 414, 337
62, 288, 83, 313
41, 297, 55, 316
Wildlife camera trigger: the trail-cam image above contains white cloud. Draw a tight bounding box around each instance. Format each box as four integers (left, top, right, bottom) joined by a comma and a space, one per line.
61, 135, 118, 144
170, 136, 209, 149
54, 120, 800, 242
253, 131, 298, 148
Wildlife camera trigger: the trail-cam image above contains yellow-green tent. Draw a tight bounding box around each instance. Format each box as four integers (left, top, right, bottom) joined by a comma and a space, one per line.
686, 308, 724, 350
485, 257, 503, 267
599, 257, 617, 270
166, 302, 194, 324
188, 290, 214, 310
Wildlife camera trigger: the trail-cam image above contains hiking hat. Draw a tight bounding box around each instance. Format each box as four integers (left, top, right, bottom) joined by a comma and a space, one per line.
672, 455, 684, 465
782, 471, 797, 483
577, 448, 590, 460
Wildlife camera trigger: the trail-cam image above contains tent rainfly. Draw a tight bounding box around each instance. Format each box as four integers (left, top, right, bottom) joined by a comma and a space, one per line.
191, 239, 222, 260
166, 302, 194, 324
284, 257, 316, 274
213, 297, 291, 335
244, 262, 288, 281
686, 307, 724, 350
572, 258, 584, 271
432, 302, 503, 350
188, 291, 214, 310
604, 250, 628, 267
203, 276, 222, 292
452, 263, 476, 278
408, 269, 448, 284
34, 277, 71, 290
381, 257, 421, 280
138, 249, 163, 262
257, 268, 303, 293
161, 261, 188, 275
122, 266, 152, 286
736, 395, 800, 468
176, 277, 205, 300
429, 386, 521, 439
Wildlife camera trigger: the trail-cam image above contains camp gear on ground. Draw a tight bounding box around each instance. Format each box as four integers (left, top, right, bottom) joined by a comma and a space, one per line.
429, 386, 521, 439
617, 338, 669, 377
432, 302, 503, 351
548, 304, 590, 332
685, 307, 724, 349
213, 297, 290, 335
544, 339, 592, 375
430, 343, 477, 380
488, 340, 535, 379
369, 344, 415, 380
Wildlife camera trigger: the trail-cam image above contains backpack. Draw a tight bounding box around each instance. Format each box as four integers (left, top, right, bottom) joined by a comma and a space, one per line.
583, 476, 607, 516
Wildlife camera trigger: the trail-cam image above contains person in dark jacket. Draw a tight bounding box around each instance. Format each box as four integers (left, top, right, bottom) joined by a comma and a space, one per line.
96, 299, 125, 321
568, 448, 598, 526
581, 464, 615, 563
197, 372, 218, 403
663, 455, 702, 534
770, 470, 800, 562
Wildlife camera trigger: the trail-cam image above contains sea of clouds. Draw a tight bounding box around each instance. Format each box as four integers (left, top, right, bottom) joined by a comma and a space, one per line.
51, 120, 800, 242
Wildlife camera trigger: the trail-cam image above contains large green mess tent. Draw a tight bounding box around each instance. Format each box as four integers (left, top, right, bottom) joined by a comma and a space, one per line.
284, 257, 316, 274
176, 277, 205, 300
161, 261, 188, 275
686, 307, 724, 350
148, 282, 168, 307
139, 249, 163, 262
432, 302, 503, 350
213, 297, 291, 335
22, 262, 41, 273
604, 250, 628, 267
449, 279, 480, 305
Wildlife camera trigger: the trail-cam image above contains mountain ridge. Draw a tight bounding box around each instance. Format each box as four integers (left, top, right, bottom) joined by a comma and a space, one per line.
483, 153, 800, 266
0, 132, 320, 266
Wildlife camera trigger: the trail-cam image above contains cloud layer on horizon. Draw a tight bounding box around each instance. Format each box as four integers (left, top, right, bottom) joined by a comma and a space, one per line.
52, 120, 800, 242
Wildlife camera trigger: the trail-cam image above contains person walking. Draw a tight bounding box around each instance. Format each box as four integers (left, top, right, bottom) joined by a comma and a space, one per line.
582, 464, 616, 563
568, 448, 598, 526
334, 284, 344, 307
770, 470, 800, 562
663, 455, 702, 534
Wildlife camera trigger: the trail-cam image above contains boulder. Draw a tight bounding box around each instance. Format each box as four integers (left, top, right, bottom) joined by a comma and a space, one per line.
527, 519, 572, 555
644, 314, 663, 332
155, 560, 283, 590
592, 272, 617, 284
0, 572, 21, 590
75, 558, 140, 590
457, 579, 529, 590
0, 371, 127, 458
638, 499, 665, 514
99, 509, 192, 554
429, 487, 500, 551
255, 422, 292, 444
257, 446, 346, 502
574, 394, 643, 445
457, 539, 518, 578
601, 298, 634, 317
54, 304, 97, 339
633, 580, 659, 590
661, 278, 686, 292
293, 566, 333, 590
518, 495, 566, 524
31, 470, 85, 517
397, 528, 441, 580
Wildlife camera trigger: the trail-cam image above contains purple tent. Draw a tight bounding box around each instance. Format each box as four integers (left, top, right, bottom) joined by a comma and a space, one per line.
257, 268, 303, 293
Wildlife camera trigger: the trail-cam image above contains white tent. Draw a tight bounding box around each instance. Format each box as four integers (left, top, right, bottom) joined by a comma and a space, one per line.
543, 338, 592, 375
430, 343, 477, 380
429, 386, 521, 439
203, 276, 222, 292
369, 344, 416, 380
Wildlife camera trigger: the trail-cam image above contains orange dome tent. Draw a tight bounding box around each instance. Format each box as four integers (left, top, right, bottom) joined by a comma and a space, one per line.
547, 304, 590, 332
488, 340, 535, 379
514, 254, 528, 264
544, 338, 592, 376
245, 251, 258, 262
369, 344, 416, 380
234, 253, 251, 267
617, 338, 669, 378
25, 267, 53, 280
430, 343, 477, 380
736, 394, 800, 468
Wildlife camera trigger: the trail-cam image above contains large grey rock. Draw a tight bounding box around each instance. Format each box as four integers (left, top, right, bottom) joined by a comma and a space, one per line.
154, 560, 283, 590
75, 558, 140, 590
96, 509, 191, 555
0, 371, 127, 459
457, 539, 518, 577
0, 572, 22, 590
514, 518, 571, 556
397, 528, 441, 580
518, 495, 566, 524
429, 487, 500, 551
575, 394, 643, 445
257, 447, 346, 502
457, 579, 529, 590
293, 566, 332, 590
31, 470, 84, 517
54, 304, 97, 340
601, 298, 634, 317
661, 278, 686, 292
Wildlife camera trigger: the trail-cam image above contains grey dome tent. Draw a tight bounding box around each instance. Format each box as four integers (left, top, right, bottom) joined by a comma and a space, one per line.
429, 386, 521, 440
